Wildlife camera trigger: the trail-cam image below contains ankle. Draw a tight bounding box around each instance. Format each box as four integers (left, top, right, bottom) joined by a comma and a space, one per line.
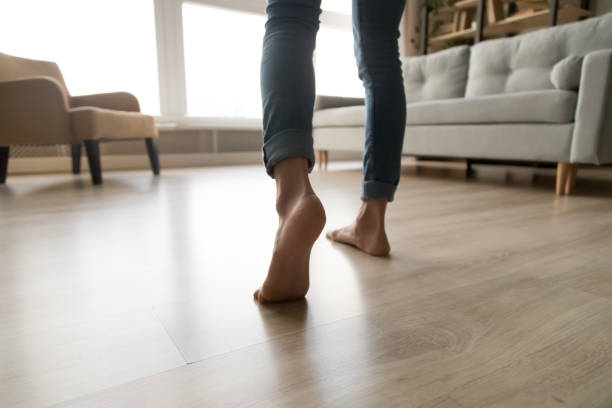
274, 158, 312, 194
357, 199, 386, 222
273, 158, 315, 214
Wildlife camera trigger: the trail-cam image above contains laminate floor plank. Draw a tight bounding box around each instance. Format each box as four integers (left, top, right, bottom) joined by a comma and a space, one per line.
52, 274, 612, 408
0, 310, 185, 408
1, 162, 611, 407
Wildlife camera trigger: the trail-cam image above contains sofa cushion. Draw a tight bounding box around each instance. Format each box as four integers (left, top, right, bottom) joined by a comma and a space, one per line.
313, 105, 365, 128
314, 95, 364, 111
551, 55, 583, 91
405, 90, 577, 126
71, 107, 157, 140
401, 45, 470, 104
314, 90, 577, 128
466, 13, 612, 97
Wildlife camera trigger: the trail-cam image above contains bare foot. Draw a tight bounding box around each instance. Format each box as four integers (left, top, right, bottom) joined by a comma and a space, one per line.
254, 159, 326, 303
326, 199, 390, 257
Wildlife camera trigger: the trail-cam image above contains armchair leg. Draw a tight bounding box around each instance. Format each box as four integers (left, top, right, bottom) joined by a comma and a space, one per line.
0, 146, 8, 184
71, 143, 82, 174
84, 140, 102, 185
145, 137, 160, 176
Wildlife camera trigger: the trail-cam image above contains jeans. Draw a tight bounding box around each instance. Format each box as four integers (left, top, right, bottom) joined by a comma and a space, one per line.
261, 0, 407, 202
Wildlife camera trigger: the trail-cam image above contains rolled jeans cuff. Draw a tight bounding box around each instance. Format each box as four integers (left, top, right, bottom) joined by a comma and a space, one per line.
263, 129, 315, 178
361, 180, 396, 202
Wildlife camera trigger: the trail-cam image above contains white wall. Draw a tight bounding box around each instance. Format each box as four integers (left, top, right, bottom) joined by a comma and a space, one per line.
594, 0, 612, 15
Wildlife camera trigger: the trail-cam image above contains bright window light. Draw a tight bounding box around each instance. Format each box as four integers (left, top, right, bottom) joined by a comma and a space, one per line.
322, 0, 352, 15
183, 3, 266, 118
0, 0, 160, 114
315, 27, 364, 98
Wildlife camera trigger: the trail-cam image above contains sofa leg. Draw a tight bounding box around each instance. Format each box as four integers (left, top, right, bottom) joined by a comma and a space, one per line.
556, 162, 578, 195
556, 163, 569, 195
71, 143, 82, 175
145, 138, 160, 176
0, 146, 9, 184
84, 140, 102, 185
565, 164, 578, 195
315, 149, 329, 170
466, 159, 474, 177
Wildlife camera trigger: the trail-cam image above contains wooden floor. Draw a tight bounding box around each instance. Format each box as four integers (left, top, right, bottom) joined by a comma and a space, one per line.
1, 161, 612, 408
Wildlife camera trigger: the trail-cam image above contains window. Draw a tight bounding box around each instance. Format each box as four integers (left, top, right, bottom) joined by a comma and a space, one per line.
0, 0, 360, 119
0, 0, 160, 114
321, 0, 352, 15
315, 26, 364, 98
182, 3, 266, 118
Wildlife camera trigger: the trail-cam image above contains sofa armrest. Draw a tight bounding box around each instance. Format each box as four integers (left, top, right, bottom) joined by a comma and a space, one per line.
70, 91, 141, 112
571, 49, 612, 164
0, 77, 73, 145
314, 95, 364, 111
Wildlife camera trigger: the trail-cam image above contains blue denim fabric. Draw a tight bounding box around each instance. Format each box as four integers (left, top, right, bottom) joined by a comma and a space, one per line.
261, 0, 407, 202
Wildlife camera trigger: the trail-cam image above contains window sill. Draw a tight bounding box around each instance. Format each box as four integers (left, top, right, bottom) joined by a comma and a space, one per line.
155, 115, 262, 131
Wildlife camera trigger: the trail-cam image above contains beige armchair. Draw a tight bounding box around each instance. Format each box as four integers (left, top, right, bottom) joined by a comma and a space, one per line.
0, 52, 159, 185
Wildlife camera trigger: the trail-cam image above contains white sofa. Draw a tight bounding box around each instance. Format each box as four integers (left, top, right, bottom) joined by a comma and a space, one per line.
313, 13, 612, 195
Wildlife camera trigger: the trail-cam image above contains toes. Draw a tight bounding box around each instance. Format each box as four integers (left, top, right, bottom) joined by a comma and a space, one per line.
328, 229, 353, 245
253, 288, 267, 304
327, 229, 348, 242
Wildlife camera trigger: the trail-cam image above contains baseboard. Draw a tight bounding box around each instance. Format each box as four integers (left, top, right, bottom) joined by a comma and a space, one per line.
7, 152, 263, 175
8, 150, 363, 176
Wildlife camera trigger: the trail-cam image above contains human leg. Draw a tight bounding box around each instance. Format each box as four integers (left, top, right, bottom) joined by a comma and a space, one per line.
327, 0, 406, 256
255, 0, 326, 302
261, 0, 322, 176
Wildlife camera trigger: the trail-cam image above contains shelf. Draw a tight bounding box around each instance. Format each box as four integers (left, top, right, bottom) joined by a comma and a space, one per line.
437, 0, 478, 14
485, 5, 590, 36
429, 28, 476, 45
437, 0, 515, 14
429, 5, 589, 46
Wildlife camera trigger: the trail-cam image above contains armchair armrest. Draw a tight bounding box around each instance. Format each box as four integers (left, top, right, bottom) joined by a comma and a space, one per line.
314, 95, 365, 111
70, 92, 141, 112
0, 77, 72, 145
571, 49, 612, 164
